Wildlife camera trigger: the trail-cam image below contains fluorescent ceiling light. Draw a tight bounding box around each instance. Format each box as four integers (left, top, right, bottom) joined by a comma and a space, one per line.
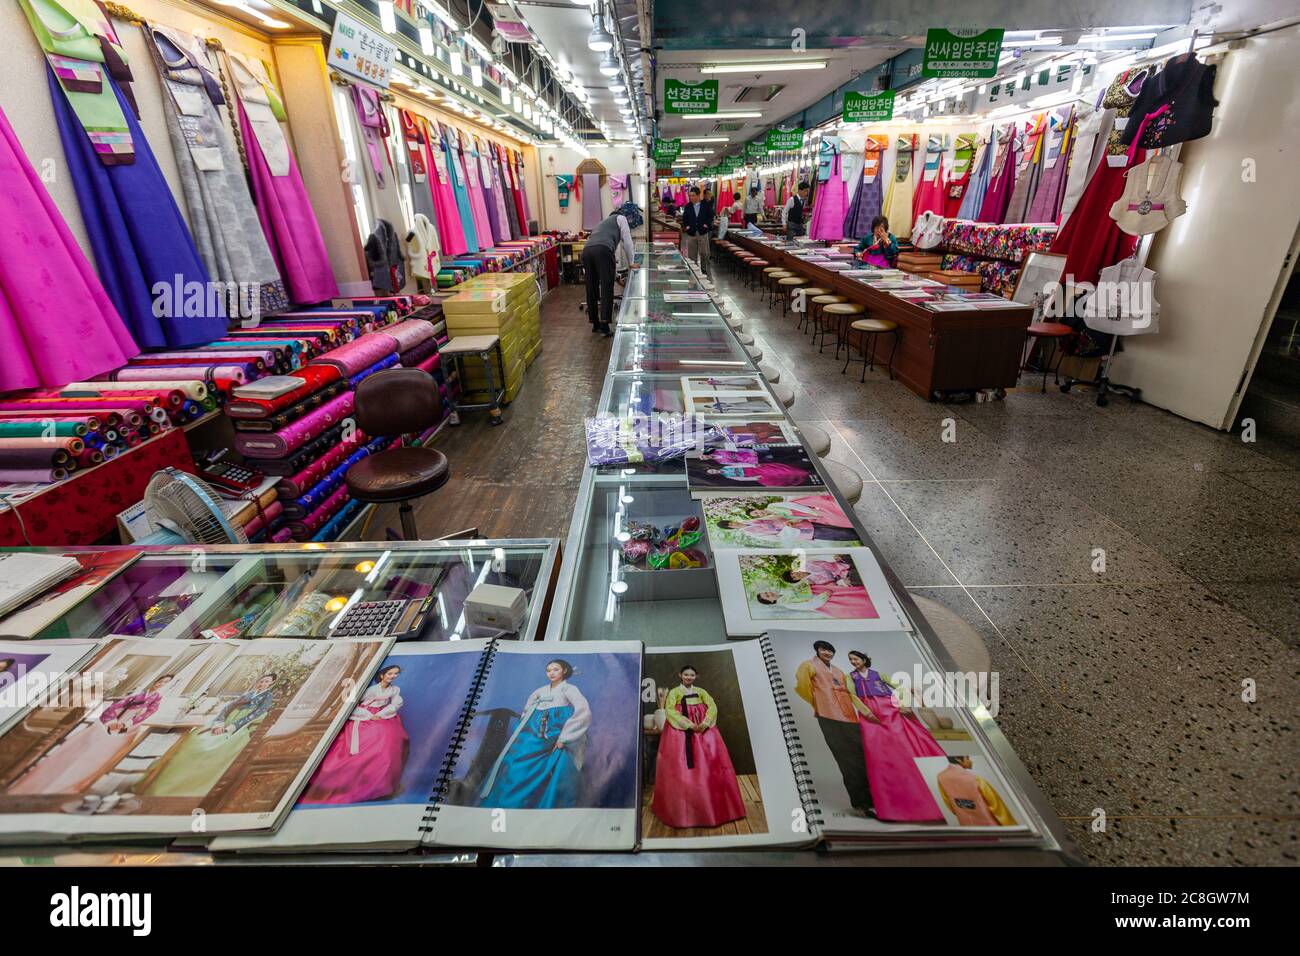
1009, 36, 1062, 47
681, 111, 763, 119
681, 136, 729, 142
1080, 32, 1158, 42
700, 60, 826, 74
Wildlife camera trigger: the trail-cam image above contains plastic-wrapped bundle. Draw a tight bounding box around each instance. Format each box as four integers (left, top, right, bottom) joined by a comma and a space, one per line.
585, 414, 730, 467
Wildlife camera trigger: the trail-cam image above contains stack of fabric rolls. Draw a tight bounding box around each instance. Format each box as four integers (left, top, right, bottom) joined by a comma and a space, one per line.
0, 395, 173, 482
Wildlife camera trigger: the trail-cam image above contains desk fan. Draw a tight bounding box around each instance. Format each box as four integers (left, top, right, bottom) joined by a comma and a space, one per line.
134, 467, 249, 546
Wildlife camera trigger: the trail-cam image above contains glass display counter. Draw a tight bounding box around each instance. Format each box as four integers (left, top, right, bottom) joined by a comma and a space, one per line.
14, 540, 559, 644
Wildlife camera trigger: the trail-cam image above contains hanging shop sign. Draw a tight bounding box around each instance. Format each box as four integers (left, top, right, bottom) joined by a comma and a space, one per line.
745, 140, 768, 161
766, 127, 804, 152
653, 138, 682, 163
980, 62, 1097, 108
328, 10, 396, 88
723, 155, 744, 172
921, 28, 1004, 79
664, 79, 719, 115
843, 89, 895, 123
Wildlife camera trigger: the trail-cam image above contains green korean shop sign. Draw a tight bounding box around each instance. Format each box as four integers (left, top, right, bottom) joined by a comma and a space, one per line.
843, 89, 895, 123
745, 141, 767, 161
723, 156, 744, 171
653, 138, 681, 162
664, 79, 719, 115
766, 127, 804, 152
922, 28, 1004, 78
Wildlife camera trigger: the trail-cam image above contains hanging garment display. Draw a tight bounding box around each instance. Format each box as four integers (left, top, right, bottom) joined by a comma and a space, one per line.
511, 148, 531, 228
911, 211, 946, 250
1083, 259, 1161, 336
144, 26, 285, 316
351, 84, 392, 187
883, 135, 916, 239
365, 219, 404, 293
398, 110, 437, 223
405, 213, 441, 282
977, 123, 1018, 224
493, 142, 520, 239
763, 177, 777, 209
581, 172, 604, 229
1002, 114, 1047, 223
0, 103, 138, 391
43, 56, 226, 347
808, 150, 847, 241
1050, 68, 1149, 284
460, 130, 495, 248
841, 134, 887, 240
423, 118, 467, 258
445, 124, 480, 252
942, 133, 977, 218
1110, 153, 1186, 235
955, 128, 994, 220
816, 135, 837, 181
19, 0, 137, 164
609, 173, 629, 206
225, 53, 338, 305
912, 134, 948, 222
1059, 104, 1111, 227
1120, 54, 1218, 150
471, 135, 503, 244
556, 173, 574, 209
344, 85, 407, 263
1026, 106, 1076, 223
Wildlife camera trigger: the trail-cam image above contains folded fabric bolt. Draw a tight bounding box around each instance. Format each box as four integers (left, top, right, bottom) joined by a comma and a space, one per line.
249, 421, 349, 475
241, 501, 285, 538
312, 498, 364, 542
276, 430, 370, 498
348, 353, 400, 388
291, 436, 391, 514
227, 365, 343, 418
231, 382, 349, 432
382, 318, 436, 352
288, 483, 350, 538
399, 337, 439, 368
310, 332, 398, 376
234, 391, 355, 459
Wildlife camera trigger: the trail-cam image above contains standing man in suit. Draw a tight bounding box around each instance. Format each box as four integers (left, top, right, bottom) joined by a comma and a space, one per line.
681, 186, 714, 276
783, 181, 810, 241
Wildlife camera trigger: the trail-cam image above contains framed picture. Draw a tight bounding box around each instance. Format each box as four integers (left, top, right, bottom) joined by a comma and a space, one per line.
1011, 251, 1068, 311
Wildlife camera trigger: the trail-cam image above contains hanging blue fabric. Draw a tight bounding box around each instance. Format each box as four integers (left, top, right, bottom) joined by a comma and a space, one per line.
47, 66, 227, 349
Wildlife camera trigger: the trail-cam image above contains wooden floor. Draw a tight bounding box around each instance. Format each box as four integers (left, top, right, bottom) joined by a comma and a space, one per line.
345, 283, 612, 543
640, 773, 768, 840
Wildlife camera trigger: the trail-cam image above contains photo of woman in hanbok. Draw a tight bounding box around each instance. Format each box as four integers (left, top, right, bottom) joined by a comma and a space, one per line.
651, 665, 745, 829
10, 674, 175, 796
753, 558, 879, 619
478, 659, 590, 810
301, 664, 408, 805
141, 672, 277, 798
846, 651, 946, 823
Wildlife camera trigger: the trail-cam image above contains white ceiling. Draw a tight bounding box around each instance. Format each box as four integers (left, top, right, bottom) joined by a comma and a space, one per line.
656, 45, 904, 163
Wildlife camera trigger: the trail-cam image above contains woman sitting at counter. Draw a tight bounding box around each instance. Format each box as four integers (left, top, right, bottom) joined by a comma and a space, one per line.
855, 216, 899, 267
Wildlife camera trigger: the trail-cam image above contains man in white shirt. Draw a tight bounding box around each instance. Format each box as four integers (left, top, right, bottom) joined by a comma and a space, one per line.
582, 211, 638, 336
743, 185, 763, 224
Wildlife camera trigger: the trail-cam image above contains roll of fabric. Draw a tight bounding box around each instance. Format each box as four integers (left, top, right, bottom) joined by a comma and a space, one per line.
348, 352, 400, 389
64, 379, 209, 402
288, 483, 350, 538
276, 429, 369, 499
58, 386, 186, 408
144, 348, 277, 367
270, 526, 295, 543
227, 365, 343, 419
75, 448, 104, 469
415, 353, 440, 376
230, 382, 348, 432
0, 419, 91, 438
234, 391, 355, 459
398, 337, 439, 368
0, 400, 148, 427
101, 443, 121, 461
0, 466, 67, 483
292, 435, 389, 513
115, 363, 253, 386
248, 422, 348, 475
310, 332, 397, 376
0, 436, 86, 467
383, 319, 435, 352
241, 500, 284, 538
312, 497, 363, 542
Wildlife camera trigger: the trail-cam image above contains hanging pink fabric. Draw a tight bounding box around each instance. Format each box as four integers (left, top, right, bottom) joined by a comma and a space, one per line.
912, 140, 948, 222
0, 104, 138, 391
237, 101, 339, 304
458, 128, 495, 250
351, 85, 392, 186
977, 131, 1018, 223
510, 149, 530, 232
423, 117, 466, 257
808, 152, 847, 240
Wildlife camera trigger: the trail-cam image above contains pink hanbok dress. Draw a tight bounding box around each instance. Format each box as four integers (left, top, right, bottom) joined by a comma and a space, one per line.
301, 682, 409, 804
852, 668, 946, 822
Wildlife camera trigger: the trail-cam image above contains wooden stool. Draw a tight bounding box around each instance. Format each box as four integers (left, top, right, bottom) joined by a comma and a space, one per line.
777, 276, 809, 316
822, 302, 865, 360
1023, 322, 1073, 392
771, 383, 795, 408
793, 286, 831, 332
797, 422, 831, 457
909, 595, 991, 678
758, 362, 780, 383
821, 459, 864, 504
844, 318, 901, 381
764, 270, 794, 307
809, 295, 847, 350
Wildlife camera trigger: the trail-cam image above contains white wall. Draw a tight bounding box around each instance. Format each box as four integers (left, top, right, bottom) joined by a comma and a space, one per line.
1112, 24, 1300, 428
536, 146, 640, 232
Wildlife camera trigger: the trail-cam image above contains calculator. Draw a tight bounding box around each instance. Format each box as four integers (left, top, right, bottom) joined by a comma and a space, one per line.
330, 597, 435, 639
200, 458, 265, 494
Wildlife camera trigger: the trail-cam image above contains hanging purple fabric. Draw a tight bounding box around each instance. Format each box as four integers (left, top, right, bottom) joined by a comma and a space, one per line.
1026, 107, 1076, 223
808, 152, 847, 241
977, 129, 1018, 224
351, 85, 390, 186
581, 173, 604, 229
842, 151, 885, 240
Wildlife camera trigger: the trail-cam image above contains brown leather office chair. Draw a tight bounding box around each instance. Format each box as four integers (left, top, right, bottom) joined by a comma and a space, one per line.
345, 368, 449, 540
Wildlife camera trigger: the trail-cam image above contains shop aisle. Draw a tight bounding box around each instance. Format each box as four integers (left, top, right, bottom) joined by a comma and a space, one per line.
347, 284, 610, 541
706, 263, 1300, 867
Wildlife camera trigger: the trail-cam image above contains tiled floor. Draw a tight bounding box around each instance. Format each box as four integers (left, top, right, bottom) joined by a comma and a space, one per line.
707, 259, 1299, 866
357, 265, 1299, 865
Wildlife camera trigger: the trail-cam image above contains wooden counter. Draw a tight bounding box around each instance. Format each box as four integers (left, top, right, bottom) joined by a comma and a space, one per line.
729, 234, 1032, 401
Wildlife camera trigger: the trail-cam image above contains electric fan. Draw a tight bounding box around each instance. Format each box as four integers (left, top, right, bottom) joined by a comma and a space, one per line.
134, 467, 248, 546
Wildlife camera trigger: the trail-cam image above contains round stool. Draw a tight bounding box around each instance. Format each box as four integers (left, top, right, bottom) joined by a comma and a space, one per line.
796, 422, 831, 457
1023, 322, 1073, 392
763, 269, 793, 302
821, 459, 864, 504
809, 295, 847, 350
745, 345, 763, 363
758, 362, 780, 383
908, 595, 992, 677
734, 332, 755, 346
771, 383, 795, 408
822, 302, 865, 361
844, 318, 901, 381
725, 314, 744, 330
777, 276, 809, 315
793, 286, 831, 331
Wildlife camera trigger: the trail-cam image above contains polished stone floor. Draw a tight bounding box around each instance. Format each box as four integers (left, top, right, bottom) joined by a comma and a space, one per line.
711, 260, 1299, 867
359, 266, 1298, 866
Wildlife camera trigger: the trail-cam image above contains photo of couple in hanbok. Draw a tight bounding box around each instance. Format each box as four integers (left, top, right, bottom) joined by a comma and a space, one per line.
794, 640, 952, 823
705, 493, 863, 549
743, 553, 879, 620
